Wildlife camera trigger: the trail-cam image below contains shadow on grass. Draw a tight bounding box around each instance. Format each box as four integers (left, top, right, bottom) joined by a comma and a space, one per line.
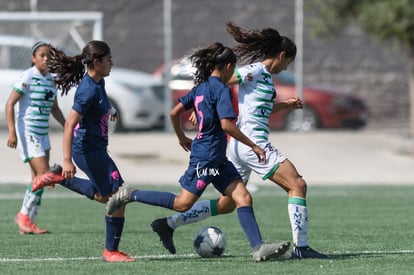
251, 250, 414, 262
146, 254, 238, 261
327, 250, 414, 260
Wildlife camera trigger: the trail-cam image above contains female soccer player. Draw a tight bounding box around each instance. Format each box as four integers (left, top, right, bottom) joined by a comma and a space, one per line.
105, 42, 291, 262
6, 41, 66, 235
151, 22, 327, 259
32, 40, 134, 262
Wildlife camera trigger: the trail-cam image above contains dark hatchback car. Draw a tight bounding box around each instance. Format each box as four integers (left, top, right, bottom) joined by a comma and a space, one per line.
155, 59, 368, 131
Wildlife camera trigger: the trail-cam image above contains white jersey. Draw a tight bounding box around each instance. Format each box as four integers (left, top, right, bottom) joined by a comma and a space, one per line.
234, 62, 276, 143
13, 66, 57, 136
230, 62, 285, 182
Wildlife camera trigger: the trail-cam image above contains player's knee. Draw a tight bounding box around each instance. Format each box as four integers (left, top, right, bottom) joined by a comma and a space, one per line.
233, 192, 252, 207
294, 177, 307, 196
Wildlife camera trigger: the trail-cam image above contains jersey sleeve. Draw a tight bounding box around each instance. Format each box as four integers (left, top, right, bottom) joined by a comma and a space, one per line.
13, 69, 31, 95
72, 82, 97, 116
216, 86, 236, 120
178, 87, 196, 110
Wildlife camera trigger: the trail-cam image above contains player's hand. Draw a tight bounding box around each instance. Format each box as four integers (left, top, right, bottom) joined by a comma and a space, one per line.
252, 145, 266, 163
179, 136, 192, 152
285, 97, 303, 109
6, 133, 17, 149
62, 159, 76, 179
109, 107, 119, 121
189, 111, 197, 126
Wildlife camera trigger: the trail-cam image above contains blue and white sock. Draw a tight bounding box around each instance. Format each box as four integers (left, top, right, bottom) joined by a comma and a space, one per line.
288, 197, 309, 247
167, 199, 217, 229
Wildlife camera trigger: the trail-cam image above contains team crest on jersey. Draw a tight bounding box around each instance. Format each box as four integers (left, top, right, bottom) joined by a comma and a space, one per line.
22, 82, 29, 89
245, 73, 254, 81
44, 89, 55, 101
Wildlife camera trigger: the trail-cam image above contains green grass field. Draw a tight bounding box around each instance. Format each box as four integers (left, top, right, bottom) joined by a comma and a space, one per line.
1, 184, 414, 275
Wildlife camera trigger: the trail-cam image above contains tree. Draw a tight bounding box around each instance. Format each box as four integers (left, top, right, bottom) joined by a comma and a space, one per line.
308, 0, 414, 153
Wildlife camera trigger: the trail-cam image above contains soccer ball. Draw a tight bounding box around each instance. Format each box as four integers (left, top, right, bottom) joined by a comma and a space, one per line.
193, 226, 226, 258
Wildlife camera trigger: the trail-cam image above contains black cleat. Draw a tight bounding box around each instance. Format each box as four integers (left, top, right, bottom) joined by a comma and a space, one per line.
151, 218, 176, 254
290, 246, 328, 259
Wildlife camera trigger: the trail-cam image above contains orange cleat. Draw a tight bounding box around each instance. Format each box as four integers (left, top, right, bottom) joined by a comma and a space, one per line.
101, 248, 135, 262
15, 212, 50, 234
31, 164, 64, 192
30, 223, 50, 234
15, 212, 33, 234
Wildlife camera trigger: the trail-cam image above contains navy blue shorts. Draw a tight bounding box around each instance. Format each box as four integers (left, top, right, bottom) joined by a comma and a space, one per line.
73, 150, 124, 197
179, 158, 242, 197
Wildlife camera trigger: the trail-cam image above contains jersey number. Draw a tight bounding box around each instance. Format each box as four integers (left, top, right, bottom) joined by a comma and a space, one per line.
194, 95, 204, 139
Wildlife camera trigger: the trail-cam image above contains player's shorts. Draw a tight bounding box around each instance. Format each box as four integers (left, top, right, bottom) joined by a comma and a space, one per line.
16, 132, 50, 163
228, 138, 287, 183
179, 158, 242, 197
73, 150, 124, 197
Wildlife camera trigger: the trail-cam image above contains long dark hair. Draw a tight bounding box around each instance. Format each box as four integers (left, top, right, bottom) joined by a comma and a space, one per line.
48, 40, 111, 95
226, 21, 296, 64
189, 42, 236, 85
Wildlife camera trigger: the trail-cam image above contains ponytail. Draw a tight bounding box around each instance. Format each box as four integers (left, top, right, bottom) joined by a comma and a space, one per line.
190, 42, 236, 85
48, 45, 85, 95
226, 21, 296, 64
48, 40, 111, 95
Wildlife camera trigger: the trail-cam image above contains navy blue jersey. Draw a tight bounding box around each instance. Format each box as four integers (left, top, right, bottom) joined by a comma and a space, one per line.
179, 76, 236, 162
71, 74, 111, 153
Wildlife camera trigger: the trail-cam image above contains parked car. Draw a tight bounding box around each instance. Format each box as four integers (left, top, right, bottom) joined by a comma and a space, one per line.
0, 35, 165, 132
154, 58, 368, 131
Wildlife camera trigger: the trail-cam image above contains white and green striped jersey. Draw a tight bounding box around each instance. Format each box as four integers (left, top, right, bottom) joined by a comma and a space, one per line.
13, 66, 57, 136
235, 62, 276, 143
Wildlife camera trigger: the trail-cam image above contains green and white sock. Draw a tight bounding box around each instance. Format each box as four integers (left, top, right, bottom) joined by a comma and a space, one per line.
167, 199, 218, 230
20, 185, 43, 222
288, 197, 309, 247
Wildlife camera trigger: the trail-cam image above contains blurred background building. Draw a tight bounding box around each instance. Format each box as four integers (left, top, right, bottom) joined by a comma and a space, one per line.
0, 0, 409, 127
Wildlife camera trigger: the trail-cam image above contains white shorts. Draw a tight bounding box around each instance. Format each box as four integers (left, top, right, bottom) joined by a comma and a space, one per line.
16, 131, 51, 163
228, 138, 286, 183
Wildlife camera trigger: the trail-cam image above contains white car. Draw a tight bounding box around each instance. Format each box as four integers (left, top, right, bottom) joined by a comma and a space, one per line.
0, 35, 165, 132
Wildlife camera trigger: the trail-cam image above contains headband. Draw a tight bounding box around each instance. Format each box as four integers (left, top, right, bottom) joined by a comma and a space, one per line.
31, 41, 48, 55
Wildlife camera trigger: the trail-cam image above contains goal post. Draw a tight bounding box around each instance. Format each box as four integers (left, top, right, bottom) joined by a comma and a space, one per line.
0, 11, 104, 128
0, 11, 103, 52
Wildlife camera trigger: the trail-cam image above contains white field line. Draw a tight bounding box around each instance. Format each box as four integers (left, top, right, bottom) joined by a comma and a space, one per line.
332, 250, 414, 255
0, 253, 198, 262
1, 250, 414, 263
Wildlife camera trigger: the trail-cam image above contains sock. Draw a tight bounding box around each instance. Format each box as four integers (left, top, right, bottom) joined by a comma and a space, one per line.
288, 197, 309, 247
167, 199, 217, 230
60, 177, 96, 200
28, 189, 43, 223
105, 216, 125, 251
130, 190, 175, 209
20, 185, 43, 222
237, 206, 263, 249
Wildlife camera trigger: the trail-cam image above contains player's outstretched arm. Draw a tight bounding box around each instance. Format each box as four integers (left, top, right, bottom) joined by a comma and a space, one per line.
272, 97, 303, 113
